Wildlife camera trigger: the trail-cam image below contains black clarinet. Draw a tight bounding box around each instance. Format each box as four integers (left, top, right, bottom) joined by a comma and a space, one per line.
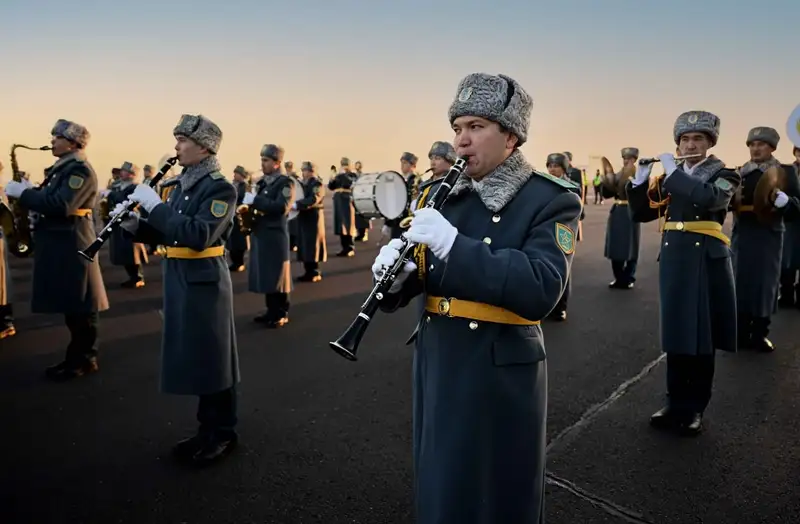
329, 156, 469, 361
78, 156, 178, 262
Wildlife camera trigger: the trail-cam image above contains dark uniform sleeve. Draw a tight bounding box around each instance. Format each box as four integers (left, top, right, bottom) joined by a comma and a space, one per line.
662, 167, 741, 211
626, 179, 665, 223
251, 178, 293, 217
600, 182, 616, 200
145, 181, 237, 252
296, 180, 324, 210
779, 164, 800, 222
437, 191, 582, 321
19, 162, 96, 217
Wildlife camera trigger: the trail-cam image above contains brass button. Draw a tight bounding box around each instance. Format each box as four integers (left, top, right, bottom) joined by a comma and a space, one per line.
437, 298, 450, 315
173, 241, 178, 245
695, 216, 700, 219
492, 215, 501, 223
676, 222, 684, 231
184, 196, 189, 200
483, 237, 492, 244
425, 316, 430, 323
429, 264, 434, 271
178, 210, 183, 214
695, 242, 700, 246
469, 321, 478, 330
167, 198, 171, 202
664, 242, 669, 246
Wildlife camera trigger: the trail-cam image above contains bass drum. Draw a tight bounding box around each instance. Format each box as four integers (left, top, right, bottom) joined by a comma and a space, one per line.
287, 175, 305, 221
352, 171, 409, 220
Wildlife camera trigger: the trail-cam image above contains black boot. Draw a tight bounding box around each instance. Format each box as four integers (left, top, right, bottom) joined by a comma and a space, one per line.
0, 304, 15, 339
751, 317, 775, 353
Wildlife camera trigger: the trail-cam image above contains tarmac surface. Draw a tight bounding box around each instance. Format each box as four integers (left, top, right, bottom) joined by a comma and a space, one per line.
1, 192, 799, 524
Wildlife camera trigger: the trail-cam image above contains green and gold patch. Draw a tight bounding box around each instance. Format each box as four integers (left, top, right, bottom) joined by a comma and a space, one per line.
210, 199, 228, 218
555, 222, 575, 255
713, 178, 733, 191
68, 175, 84, 190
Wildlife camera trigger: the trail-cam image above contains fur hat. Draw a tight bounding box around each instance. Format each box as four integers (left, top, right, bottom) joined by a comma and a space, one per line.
233, 165, 249, 177
621, 147, 639, 159
448, 73, 533, 146
673, 111, 720, 147
340, 157, 350, 166
546, 153, 569, 172
301, 161, 315, 172
260, 144, 284, 162
746, 126, 780, 149
51, 119, 90, 148
173, 114, 222, 154
428, 141, 456, 163
284, 161, 294, 170
401, 152, 418, 165
111, 161, 139, 176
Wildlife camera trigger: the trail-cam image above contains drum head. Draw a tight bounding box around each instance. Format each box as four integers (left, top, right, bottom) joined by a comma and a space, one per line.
288, 176, 305, 220
374, 171, 409, 220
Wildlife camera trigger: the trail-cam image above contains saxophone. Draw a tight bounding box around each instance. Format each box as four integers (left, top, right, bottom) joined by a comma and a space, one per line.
0, 144, 52, 257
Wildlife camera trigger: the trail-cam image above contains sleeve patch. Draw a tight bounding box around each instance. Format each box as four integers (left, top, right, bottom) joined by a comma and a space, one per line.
555, 223, 575, 255
282, 186, 292, 198
68, 175, 85, 190
714, 178, 733, 191
210, 200, 229, 218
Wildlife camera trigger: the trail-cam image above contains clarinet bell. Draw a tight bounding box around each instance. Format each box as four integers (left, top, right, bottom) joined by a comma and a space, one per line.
329, 312, 373, 361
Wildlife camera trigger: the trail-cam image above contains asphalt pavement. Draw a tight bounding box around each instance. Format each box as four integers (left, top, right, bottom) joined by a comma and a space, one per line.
0, 193, 798, 524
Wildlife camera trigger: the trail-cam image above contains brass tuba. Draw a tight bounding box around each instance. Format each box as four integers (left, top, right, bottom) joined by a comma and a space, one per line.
0, 144, 52, 257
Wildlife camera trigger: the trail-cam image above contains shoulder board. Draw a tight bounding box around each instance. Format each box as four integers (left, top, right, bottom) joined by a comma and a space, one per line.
208, 171, 225, 180
533, 170, 580, 190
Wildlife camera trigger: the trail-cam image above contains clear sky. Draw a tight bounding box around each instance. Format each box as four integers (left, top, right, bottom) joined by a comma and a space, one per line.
2, 0, 798, 186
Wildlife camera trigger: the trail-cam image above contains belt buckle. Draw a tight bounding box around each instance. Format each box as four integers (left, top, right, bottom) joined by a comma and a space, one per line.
437, 298, 451, 316
676, 221, 685, 231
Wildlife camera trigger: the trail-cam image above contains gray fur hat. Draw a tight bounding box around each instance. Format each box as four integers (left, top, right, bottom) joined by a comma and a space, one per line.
301, 161, 315, 172
143, 164, 153, 172
428, 141, 456, 163
673, 111, 721, 147
546, 153, 569, 171
401, 152, 418, 165
563, 151, 573, 161
51, 119, 90, 148
112, 161, 139, 176
284, 161, 294, 170
621, 147, 639, 159
448, 73, 533, 146
746, 126, 780, 148
233, 165, 249, 177
173, 114, 222, 153
340, 157, 350, 166
260, 144, 284, 162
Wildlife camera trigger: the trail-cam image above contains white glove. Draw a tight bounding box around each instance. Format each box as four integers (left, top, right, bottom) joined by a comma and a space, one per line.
403, 208, 458, 261
371, 238, 417, 293
129, 184, 162, 213
242, 191, 256, 205
111, 201, 130, 216
658, 153, 678, 176
632, 162, 653, 186
4, 180, 26, 199
291, 202, 297, 210
20, 178, 33, 189
774, 191, 789, 208
100, 189, 111, 197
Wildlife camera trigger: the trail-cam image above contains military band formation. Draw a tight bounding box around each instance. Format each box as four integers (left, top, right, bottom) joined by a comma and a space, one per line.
1, 70, 799, 524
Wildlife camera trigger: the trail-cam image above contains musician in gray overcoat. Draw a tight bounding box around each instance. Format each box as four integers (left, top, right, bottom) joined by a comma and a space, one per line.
226, 165, 250, 272
107, 161, 148, 287
328, 157, 357, 256
122, 113, 239, 467
731, 127, 800, 350
5, 119, 109, 381
0, 178, 15, 339
294, 161, 326, 282
627, 110, 740, 436
779, 145, 800, 308
373, 72, 582, 524
601, 147, 642, 289
244, 144, 293, 327
545, 152, 583, 322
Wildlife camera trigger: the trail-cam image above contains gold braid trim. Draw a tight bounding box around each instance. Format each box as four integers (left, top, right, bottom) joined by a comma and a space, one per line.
413, 185, 434, 284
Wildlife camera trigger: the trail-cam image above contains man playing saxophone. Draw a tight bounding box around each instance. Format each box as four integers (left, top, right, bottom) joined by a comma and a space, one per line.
4, 119, 108, 380
119, 113, 240, 465
372, 73, 581, 523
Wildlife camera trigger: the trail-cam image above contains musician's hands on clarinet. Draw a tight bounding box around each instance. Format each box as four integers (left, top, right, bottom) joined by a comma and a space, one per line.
657, 153, 678, 176
633, 162, 653, 186
403, 208, 458, 261
111, 201, 140, 232
128, 184, 161, 212
371, 238, 416, 293
242, 191, 256, 205
774, 191, 789, 208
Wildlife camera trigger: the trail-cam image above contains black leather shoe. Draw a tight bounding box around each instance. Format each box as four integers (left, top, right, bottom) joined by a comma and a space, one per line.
677, 413, 703, 437
190, 433, 238, 467
0, 323, 15, 339
336, 250, 355, 257
265, 317, 289, 329
253, 312, 270, 323
649, 406, 679, 430
45, 359, 99, 381
172, 434, 206, 461
753, 337, 775, 353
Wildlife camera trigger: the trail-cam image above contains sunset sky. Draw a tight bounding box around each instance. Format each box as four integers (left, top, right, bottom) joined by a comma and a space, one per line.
2, 0, 799, 187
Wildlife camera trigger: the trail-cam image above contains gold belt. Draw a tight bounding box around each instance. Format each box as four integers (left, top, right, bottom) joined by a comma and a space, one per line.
70, 209, 92, 217
425, 296, 540, 326
333, 188, 351, 193
614, 200, 628, 205
737, 205, 754, 212
164, 246, 225, 259
662, 221, 730, 246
